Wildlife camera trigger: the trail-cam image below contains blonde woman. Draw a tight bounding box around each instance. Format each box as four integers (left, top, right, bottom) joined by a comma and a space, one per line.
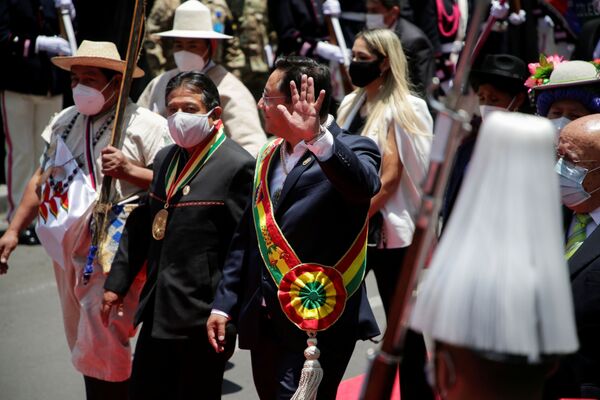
337, 28, 434, 400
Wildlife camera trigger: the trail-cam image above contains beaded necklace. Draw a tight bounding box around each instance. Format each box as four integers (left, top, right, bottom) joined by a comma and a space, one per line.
59, 111, 115, 146
47, 111, 115, 193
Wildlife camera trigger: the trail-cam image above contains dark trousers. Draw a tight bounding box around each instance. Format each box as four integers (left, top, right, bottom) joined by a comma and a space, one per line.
367, 246, 435, 400
250, 311, 356, 400
129, 320, 235, 400
83, 376, 128, 400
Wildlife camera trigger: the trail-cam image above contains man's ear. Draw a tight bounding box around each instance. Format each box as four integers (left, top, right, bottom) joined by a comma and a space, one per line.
210, 106, 223, 125
390, 5, 401, 21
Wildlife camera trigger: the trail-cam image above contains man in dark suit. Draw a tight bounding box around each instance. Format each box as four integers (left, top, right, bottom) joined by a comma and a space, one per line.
365, 0, 435, 98
546, 114, 600, 399
101, 71, 255, 400
207, 56, 381, 399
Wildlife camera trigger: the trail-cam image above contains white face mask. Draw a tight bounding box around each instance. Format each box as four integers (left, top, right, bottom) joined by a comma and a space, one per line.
72, 80, 113, 116
167, 110, 215, 148
555, 157, 600, 207
174, 50, 208, 72
479, 96, 517, 119
549, 116, 572, 135
365, 13, 387, 29
479, 105, 505, 119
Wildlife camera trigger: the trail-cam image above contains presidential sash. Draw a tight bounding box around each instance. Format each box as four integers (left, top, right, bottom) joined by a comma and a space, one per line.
252, 138, 368, 332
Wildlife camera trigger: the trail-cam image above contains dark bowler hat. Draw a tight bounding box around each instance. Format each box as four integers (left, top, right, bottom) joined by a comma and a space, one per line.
470, 54, 529, 87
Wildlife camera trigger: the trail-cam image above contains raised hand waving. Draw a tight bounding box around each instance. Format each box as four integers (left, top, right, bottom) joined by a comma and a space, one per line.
277, 74, 326, 142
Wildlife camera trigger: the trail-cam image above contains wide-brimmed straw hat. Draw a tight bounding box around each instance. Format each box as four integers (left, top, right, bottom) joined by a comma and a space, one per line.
155, 0, 232, 40
51, 40, 144, 78
533, 60, 600, 90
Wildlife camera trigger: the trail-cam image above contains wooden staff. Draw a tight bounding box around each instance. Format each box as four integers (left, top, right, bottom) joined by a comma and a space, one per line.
358, 0, 489, 398
84, 0, 146, 284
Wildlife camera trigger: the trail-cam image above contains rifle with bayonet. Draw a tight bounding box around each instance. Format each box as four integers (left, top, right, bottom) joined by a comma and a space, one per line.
359, 0, 490, 398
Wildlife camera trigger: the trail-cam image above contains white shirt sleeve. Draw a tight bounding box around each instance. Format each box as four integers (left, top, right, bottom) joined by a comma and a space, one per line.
210, 309, 231, 320
305, 129, 334, 161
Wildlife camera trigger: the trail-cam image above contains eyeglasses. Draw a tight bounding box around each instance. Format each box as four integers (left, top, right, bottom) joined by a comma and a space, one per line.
261, 91, 287, 107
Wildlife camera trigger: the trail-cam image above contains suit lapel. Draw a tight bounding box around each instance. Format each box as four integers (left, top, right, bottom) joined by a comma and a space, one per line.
273, 118, 340, 211
568, 223, 600, 279
274, 149, 315, 213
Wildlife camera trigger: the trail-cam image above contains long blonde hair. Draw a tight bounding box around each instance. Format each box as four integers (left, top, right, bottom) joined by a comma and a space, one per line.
338, 29, 429, 152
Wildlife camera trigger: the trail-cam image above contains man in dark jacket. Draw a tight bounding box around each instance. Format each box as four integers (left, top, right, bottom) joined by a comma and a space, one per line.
207, 56, 381, 400
102, 71, 255, 400
545, 114, 600, 399
366, 0, 435, 98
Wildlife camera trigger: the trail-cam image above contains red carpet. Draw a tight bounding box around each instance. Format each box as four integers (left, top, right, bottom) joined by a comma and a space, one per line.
336, 374, 400, 400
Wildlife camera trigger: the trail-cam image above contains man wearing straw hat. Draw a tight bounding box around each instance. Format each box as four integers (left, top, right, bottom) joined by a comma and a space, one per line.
138, 0, 267, 156
0, 40, 171, 399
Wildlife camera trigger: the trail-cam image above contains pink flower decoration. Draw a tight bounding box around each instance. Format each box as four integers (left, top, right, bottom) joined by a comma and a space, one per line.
528, 63, 539, 75
546, 55, 565, 65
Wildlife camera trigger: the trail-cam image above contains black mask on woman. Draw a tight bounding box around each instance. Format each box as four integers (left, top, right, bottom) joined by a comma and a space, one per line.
349, 59, 382, 87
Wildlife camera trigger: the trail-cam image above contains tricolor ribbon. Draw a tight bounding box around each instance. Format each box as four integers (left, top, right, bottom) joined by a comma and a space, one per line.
164, 121, 226, 208
252, 139, 368, 332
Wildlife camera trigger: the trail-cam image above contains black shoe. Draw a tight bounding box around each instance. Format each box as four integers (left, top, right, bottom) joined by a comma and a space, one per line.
18, 228, 40, 245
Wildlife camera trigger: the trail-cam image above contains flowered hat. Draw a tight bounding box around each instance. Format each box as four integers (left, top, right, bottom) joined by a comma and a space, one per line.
528, 56, 600, 116
527, 56, 600, 90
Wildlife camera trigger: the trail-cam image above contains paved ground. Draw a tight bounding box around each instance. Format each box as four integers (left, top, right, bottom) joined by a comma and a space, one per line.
0, 243, 387, 399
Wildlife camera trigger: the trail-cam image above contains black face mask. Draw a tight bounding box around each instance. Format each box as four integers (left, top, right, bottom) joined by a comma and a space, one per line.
349, 59, 382, 88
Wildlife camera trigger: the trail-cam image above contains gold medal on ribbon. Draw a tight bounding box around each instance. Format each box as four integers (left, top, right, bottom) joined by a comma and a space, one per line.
153, 124, 226, 242
152, 208, 168, 240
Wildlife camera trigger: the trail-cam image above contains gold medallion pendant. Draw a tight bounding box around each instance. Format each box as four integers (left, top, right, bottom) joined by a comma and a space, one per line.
152, 208, 169, 240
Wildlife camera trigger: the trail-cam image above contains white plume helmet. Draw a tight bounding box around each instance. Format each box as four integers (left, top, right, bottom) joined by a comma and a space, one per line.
410, 111, 578, 362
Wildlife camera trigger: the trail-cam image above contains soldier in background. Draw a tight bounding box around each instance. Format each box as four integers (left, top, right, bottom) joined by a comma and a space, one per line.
138, 0, 267, 156
144, 0, 180, 77
143, 0, 273, 103
222, 0, 272, 101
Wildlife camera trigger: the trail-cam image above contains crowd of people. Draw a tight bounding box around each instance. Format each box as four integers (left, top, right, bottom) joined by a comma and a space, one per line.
1, 0, 600, 399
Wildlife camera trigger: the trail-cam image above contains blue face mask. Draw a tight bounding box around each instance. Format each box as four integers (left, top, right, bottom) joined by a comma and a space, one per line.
555, 158, 600, 207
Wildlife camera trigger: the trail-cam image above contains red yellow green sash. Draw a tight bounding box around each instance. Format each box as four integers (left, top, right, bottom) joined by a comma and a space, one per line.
252, 138, 368, 332
164, 121, 225, 207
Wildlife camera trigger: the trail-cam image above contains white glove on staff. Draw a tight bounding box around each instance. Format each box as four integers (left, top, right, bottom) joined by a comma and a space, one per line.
490, 0, 509, 19
35, 36, 72, 55
55, 0, 76, 19
314, 41, 344, 63
508, 9, 527, 25
323, 0, 341, 17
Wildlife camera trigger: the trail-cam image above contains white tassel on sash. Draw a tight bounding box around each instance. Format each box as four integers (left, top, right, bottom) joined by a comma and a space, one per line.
291, 334, 323, 400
